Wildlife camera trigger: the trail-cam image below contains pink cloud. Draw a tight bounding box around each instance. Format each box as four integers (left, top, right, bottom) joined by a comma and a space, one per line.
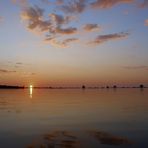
145, 19, 148, 26
91, 0, 133, 9
90, 32, 129, 44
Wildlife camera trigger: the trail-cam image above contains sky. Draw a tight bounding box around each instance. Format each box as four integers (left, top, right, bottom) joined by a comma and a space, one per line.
0, 0, 148, 87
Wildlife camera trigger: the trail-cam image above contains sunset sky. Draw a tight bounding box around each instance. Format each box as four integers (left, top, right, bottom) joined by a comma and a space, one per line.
0, 0, 148, 87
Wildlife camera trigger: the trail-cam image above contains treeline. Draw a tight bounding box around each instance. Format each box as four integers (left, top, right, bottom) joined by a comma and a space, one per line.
0, 85, 24, 89
33, 84, 146, 89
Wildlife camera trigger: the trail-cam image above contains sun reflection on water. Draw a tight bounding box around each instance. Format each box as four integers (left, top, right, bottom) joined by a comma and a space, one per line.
29, 85, 33, 98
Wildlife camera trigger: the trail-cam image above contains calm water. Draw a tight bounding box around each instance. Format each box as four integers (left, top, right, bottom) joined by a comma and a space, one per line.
0, 89, 148, 148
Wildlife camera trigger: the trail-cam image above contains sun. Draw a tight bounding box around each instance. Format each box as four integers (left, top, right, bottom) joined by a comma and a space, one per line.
29, 85, 33, 98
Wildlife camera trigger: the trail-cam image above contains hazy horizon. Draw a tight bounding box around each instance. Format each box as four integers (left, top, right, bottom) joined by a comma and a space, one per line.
0, 83, 148, 88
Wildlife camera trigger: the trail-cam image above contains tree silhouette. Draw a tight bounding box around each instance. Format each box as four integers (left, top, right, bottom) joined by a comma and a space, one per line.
113, 85, 117, 89
82, 85, 86, 89
139, 84, 144, 88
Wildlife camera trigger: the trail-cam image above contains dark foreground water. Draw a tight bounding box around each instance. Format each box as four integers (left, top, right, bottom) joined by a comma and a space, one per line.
0, 88, 148, 148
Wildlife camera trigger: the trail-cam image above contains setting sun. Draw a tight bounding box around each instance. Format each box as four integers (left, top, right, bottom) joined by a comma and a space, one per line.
29, 85, 33, 98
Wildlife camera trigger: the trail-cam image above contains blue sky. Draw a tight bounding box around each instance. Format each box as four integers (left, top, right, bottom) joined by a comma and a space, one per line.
0, 0, 148, 86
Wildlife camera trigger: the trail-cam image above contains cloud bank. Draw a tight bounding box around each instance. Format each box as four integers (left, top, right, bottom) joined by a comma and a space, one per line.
123, 65, 148, 70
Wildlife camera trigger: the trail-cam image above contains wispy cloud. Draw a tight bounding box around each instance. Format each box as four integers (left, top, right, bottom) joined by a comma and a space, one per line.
40, 0, 51, 5
45, 37, 78, 48
0, 16, 3, 23
60, 38, 79, 47
91, 0, 133, 9
145, 19, 148, 26
139, 0, 148, 8
40, 0, 64, 5
123, 10, 129, 15
11, 0, 28, 7
55, 27, 77, 34
47, 13, 77, 37
0, 69, 16, 73
56, 0, 64, 5
90, 32, 129, 45
22, 72, 36, 76
16, 62, 23, 65
61, 0, 87, 14
49, 13, 72, 26
122, 65, 148, 70
45, 38, 66, 48
83, 24, 101, 32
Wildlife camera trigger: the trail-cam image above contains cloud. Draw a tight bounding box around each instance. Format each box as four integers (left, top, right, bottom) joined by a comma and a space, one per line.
45, 37, 78, 48
139, 0, 148, 8
40, 0, 51, 5
16, 62, 23, 65
11, 0, 28, 7
83, 24, 101, 31
0, 69, 16, 73
21, 6, 51, 32
20, 5, 77, 46
123, 10, 129, 15
0, 16, 3, 23
49, 13, 72, 26
91, 0, 133, 9
61, 0, 87, 13
23, 72, 36, 75
61, 38, 79, 46
56, 0, 64, 5
55, 27, 77, 34
145, 19, 148, 26
47, 13, 77, 36
122, 65, 148, 70
46, 38, 67, 48
19, 2, 131, 48
40, 0, 64, 5
90, 32, 129, 44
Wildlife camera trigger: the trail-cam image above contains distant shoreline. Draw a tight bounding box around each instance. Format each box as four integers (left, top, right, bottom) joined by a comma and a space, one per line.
0, 85, 147, 89
0, 85, 25, 89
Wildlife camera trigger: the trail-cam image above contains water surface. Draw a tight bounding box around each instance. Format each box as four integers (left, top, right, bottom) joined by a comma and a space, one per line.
0, 89, 148, 148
